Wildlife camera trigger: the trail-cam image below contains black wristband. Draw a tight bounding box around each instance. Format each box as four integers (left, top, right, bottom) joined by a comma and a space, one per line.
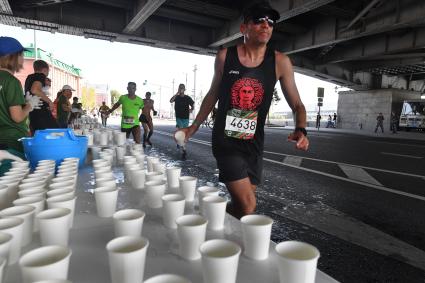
295, 127, 307, 136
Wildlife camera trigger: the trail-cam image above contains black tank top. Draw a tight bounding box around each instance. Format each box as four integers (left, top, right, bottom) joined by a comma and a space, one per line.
212, 45, 276, 156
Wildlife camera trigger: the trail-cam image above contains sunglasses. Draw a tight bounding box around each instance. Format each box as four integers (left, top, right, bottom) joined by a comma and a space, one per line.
252, 16, 274, 27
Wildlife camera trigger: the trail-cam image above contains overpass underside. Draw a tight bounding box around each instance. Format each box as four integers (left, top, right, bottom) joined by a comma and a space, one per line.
1, 0, 425, 91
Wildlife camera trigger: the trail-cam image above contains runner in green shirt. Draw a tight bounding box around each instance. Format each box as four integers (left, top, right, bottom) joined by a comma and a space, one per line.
108, 82, 144, 143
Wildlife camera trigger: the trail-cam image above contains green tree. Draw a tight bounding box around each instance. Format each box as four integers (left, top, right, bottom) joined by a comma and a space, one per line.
110, 89, 121, 105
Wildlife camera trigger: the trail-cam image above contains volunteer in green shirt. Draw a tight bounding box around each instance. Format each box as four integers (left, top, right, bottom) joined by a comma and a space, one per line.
108, 82, 144, 143
0, 36, 42, 175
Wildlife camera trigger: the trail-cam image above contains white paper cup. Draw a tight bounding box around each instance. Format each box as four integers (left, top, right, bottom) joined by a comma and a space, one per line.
123, 156, 136, 163
106, 236, 149, 283
179, 176, 197, 202
113, 209, 145, 237
197, 186, 220, 214
115, 146, 126, 162
55, 173, 77, 183
130, 169, 145, 190
0, 217, 24, 264
0, 257, 5, 283
37, 208, 71, 246
0, 185, 9, 210
240, 214, 273, 260
0, 231, 12, 264
63, 157, 79, 163
19, 182, 46, 191
96, 178, 116, 189
161, 194, 185, 229
18, 188, 46, 199
275, 241, 320, 283
166, 167, 181, 188
92, 159, 110, 169
95, 171, 114, 181
50, 177, 76, 188
20, 177, 48, 187
46, 195, 77, 228
145, 180, 167, 208
19, 245, 72, 283
46, 188, 74, 199
13, 196, 45, 232
146, 157, 159, 172
0, 179, 19, 204
48, 182, 77, 190
146, 172, 164, 182
99, 132, 109, 146
202, 196, 227, 231
0, 205, 35, 247
153, 162, 166, 174
115, 132, 126, 146
95, 187, 118, 217
11, 161, 29, 168
124, 163, 140, 183
91, 146, 102, 159
200, 239, 241, 283
176, 214, 207, 260
174, 131, 186, 147
144, 274, 192, 283
134, 154, 145, 166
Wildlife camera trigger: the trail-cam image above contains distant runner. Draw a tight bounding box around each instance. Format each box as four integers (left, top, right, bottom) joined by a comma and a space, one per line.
108, 82, 144, 143
139, 92, 157, 148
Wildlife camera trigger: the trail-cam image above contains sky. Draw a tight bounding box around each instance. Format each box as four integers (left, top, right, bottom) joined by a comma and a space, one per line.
1, 23, 340, 112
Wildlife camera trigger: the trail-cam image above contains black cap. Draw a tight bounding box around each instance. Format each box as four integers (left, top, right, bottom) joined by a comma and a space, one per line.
243, 1, 280, 22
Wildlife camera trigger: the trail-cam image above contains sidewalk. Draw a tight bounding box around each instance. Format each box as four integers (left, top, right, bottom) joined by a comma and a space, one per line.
107, 116, 425, 141
267, 124, 425, 141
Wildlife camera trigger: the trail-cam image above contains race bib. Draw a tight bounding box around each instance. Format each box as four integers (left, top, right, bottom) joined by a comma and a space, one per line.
225, 109, 257, 140
123, 116, 135, 124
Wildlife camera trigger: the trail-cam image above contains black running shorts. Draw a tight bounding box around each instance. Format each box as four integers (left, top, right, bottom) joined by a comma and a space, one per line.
215, 153, 263, 185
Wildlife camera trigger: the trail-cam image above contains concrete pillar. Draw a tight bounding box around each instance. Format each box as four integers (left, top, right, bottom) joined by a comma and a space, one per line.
337, 89, 421, 132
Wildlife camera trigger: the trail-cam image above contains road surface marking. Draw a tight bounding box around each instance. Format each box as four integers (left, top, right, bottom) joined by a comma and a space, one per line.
338, 164, 383, 186
156, 130, 425, 202
283, 156, 303, 167
269, 198, 425, 271
263, 157, 425, 202
381, 152, 423, 159
367, 140, 425, 148
263, 150, 425, 179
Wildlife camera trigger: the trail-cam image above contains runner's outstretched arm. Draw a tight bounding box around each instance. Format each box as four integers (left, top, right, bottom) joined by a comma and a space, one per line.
181, 48, 226, 141
276, 52, 309, 151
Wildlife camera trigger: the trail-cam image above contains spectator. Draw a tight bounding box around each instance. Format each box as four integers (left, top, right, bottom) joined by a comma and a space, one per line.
25, 59, 58, 132
56, 85, 74, 128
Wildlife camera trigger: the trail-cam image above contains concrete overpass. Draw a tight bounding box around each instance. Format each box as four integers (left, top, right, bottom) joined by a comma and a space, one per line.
0, 0, 425, 131
2, 0, 425, 92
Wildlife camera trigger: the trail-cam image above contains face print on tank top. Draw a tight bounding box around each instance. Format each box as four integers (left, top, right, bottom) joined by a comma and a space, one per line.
225, 77, 264, 140
230, 78, 264, 111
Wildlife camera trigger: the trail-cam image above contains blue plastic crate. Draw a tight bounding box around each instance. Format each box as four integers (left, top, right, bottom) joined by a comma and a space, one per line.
20, 129, 88, 169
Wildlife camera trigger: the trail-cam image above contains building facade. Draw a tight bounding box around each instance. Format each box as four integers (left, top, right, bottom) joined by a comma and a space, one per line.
15, 46, 82, 101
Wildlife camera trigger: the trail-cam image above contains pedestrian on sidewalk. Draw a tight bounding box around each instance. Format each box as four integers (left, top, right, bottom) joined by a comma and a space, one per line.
375, 112, 384, 133
316, 113, 321, 129
170, 83, 194, 159
176, 2, 309, 219
390, 111, 398, 134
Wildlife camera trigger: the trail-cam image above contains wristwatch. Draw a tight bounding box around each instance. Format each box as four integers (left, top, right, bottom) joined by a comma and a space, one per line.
295, 127, 307, 136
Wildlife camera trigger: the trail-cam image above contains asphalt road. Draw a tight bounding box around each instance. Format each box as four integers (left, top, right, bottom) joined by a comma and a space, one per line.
143, 122, 425, 283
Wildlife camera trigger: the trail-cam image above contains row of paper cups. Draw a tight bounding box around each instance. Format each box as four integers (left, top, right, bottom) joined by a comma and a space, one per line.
0, 158, 79, 282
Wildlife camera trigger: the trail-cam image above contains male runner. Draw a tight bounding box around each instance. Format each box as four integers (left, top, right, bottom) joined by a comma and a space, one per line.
139, 92, 157, 148
108, 82, 144, 143
179, 1, 309, 219
170, 83, 194, 159
98, 101, 110, 127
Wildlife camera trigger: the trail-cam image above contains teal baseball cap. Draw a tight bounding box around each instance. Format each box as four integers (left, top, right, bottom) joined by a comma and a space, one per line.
0, 36, 27, 57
